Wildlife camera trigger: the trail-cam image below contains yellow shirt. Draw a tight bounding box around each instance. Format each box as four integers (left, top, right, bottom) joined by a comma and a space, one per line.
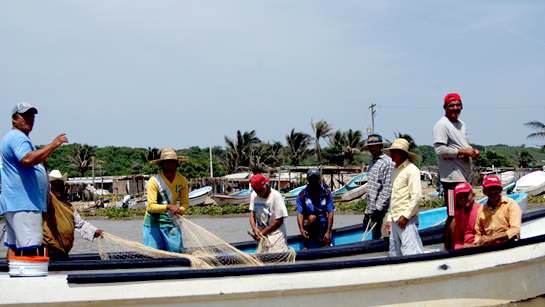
144, 171, 188, 227
474, 196, 521, 244
387, 160, 422, 222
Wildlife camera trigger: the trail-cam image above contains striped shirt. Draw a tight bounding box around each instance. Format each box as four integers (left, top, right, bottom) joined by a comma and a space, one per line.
365, 154, 395, 214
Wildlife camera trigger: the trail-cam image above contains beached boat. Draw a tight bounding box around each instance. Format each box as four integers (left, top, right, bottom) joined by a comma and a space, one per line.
188, 186, 212, 206
2, 209, 545, 306
339, 182, 367, 202
210, 189, 251, 205
332, 173, 368, 197
514, 171, 545, 196
283, 185, 306, 204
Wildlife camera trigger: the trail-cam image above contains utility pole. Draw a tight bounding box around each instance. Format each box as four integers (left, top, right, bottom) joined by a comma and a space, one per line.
209, 146, 214, 178
369, 103, 377, 134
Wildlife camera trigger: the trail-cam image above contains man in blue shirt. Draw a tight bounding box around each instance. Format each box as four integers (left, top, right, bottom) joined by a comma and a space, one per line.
296, 168, 334, 248
0, 103, 68, 257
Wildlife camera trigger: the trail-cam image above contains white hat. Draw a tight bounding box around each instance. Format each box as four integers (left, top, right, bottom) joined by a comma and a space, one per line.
383, 138, 418, 162
48, 170, 67, 182
12, 102, 38, 116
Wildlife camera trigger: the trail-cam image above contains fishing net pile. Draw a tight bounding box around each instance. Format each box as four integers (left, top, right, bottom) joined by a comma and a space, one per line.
97, 216, 296, 269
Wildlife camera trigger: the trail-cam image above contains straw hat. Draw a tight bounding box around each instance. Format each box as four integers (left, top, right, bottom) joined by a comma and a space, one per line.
383, 138, 417, 162
48, 169, 67, 182
150, 148, 189, 165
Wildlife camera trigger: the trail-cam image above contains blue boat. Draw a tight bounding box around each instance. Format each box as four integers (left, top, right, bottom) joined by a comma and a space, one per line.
237, 193, 528, 253
332, 173, 368, 196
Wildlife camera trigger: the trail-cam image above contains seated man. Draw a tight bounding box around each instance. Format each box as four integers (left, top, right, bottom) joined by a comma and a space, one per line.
296, 168, 334, 248
447, 182, 479, 250
475, 175, 521, 246
248, 174, 289, 253
43, 170, 103, 260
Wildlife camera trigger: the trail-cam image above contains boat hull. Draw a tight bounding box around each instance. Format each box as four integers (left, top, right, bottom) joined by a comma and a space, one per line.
3, 236, 545, 306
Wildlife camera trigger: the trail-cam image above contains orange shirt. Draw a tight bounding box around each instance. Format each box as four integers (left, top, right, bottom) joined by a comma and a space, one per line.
474, 196, 521, 245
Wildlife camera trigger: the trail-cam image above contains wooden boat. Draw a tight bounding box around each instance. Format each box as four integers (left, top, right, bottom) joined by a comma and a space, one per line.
188, 186, 212, 206
283, 185, 306, 204
210, 189, 251, 205
339, 182, 367, 202
2, 209, 545, 306
514, 171, 545, 196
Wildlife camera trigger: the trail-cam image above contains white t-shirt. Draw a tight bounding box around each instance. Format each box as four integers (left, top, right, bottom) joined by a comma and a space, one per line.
249, 188, 288, 238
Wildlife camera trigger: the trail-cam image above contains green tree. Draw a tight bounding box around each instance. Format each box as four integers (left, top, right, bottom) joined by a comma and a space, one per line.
518, 150, 534, 168
525, 121, 545, 139
68, 144, 96, 177
311, 120, 334, 164
223, 130, 261, 172
285, 129, 313, 166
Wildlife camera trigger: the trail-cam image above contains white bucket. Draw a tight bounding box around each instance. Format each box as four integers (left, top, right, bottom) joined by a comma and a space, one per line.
8, 256, 49, 277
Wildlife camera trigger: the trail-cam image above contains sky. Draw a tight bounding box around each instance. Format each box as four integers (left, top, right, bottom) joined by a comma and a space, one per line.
1, 1, 544, 149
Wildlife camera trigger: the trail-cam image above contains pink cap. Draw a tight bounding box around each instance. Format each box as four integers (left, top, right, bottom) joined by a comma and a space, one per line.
482, 175, 502, 188
454, 182, 472, 195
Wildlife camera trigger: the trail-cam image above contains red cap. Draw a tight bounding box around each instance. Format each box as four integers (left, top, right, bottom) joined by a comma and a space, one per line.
482, 175, 502, 188
444, 93, 462, 107
250, 174, 270, 190
454, 182, 472, 196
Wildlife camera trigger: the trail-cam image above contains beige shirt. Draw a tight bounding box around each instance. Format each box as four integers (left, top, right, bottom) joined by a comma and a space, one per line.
475, 196, 521, 244
387, 160, 422, 222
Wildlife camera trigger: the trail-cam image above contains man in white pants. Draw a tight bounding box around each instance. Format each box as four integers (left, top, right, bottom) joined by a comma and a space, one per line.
384, 138, 424, 256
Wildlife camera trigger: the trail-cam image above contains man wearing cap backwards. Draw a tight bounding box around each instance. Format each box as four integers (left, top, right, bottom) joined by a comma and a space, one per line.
248, 174, 289, 253
0, 103, 68, 258
362, 134, 395, 240
43, 170, 103, 260
143, 148, 189, 252
296, 168, 335, 248
384, 138, 424, 256
433, 92, 480, 248
449, 182, 480, 249
474, 175, 521, 246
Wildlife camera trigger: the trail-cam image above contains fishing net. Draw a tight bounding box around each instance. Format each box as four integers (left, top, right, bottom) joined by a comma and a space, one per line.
97, 216, 296, 269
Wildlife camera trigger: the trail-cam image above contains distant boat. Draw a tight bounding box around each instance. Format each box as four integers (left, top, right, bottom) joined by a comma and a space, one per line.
500, 171, 517, 186
514, 171, 545, 196
332, 173, 368, 201
188, 186, 213, 206
210, 189, 251, 205
283, 185, 306, 204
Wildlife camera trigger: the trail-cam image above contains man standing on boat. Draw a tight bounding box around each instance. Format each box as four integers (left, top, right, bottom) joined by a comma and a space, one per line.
43, 170, 103, 260
449, 182, 479, 249
385, 138, 424, 256
248, 174, 289, 252
0, 103, 68, 258
296, 168, 335, 248
475, 175, 521, 246
143, 148, 188, 252
433, 92, 480, 248
362, 134, 394, 240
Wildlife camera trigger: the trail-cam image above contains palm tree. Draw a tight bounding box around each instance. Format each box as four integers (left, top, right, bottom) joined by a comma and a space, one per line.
518, 150, 534, 168
525, 121, 545, 140
224, 130, 261, 172
285, 129, 313, 166
249, 141, 284, 172
67, 144, 96, 177
311, 120, 333, 164
327, 130, 347, 166
394, 132, 417, 150
343, 129, 364, 165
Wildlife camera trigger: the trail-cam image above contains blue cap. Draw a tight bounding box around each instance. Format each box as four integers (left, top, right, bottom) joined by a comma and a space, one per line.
307, 168, 321, 179
12, 102, 38, 116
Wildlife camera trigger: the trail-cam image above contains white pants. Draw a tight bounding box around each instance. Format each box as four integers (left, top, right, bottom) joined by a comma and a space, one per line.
389, 216, 424, 257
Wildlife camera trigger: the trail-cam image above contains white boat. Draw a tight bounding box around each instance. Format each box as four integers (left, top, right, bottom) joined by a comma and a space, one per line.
500, 170, 517, 186
188, 186, 212, 206
339, 182, 367, 202
2, 212, 545, 306
210, 189, 251, 205
514, 171, 545, 196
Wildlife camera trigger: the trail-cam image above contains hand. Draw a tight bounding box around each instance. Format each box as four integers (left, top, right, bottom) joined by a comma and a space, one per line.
386, 221, 392, 234
472, 149, 480, 159
397, 216, 409, 230
52, 134, 68, 148
300, 229, 309, 239
252, 228, 264, 241
166, 205, 181, 215
94, 229, 104, 238
457, 148, 474, 158
323, 230, 332, 246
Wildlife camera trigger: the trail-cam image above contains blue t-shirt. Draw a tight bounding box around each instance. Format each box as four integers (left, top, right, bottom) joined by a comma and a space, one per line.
296, 184, 334, 224
0, 129, 48, 214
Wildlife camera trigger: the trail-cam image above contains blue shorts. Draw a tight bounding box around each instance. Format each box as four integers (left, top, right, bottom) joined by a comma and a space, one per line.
143, 225, 183, 253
